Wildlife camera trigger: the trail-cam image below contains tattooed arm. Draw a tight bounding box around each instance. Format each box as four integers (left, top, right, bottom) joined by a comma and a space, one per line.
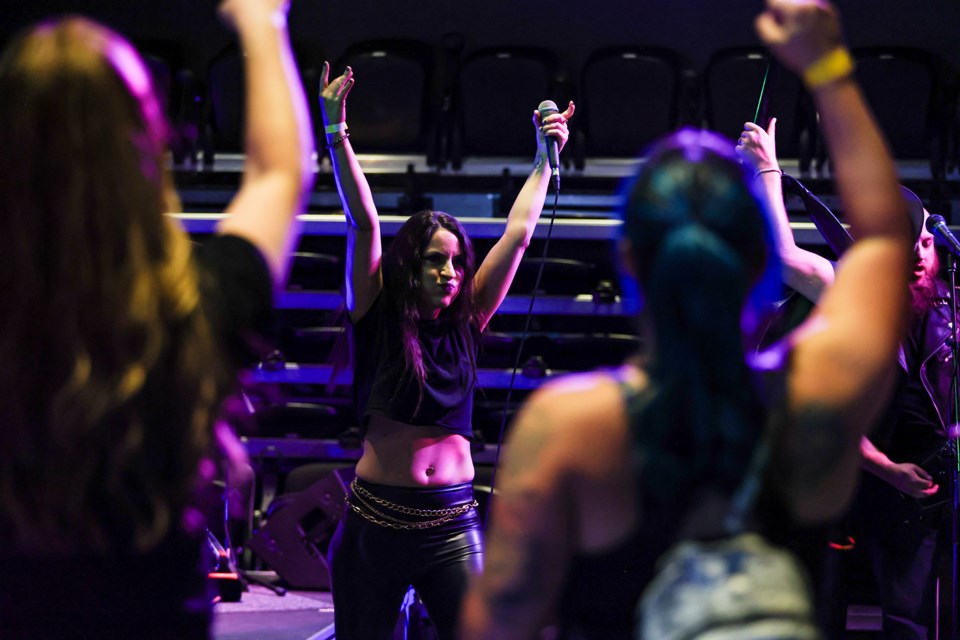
472, 102, 574, 331
461, 397, 576, 639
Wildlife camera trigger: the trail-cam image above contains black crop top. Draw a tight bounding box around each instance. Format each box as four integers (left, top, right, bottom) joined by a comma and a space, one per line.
351, 293, 479, 439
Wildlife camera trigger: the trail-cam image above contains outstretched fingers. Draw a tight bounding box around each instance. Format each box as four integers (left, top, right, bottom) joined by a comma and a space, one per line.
320, 63, 354, 125
321, 62, 353, 95
321, 60, 330, 88
335, 66, 355, 99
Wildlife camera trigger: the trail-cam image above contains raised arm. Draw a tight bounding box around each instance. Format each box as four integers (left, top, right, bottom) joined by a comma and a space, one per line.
756, 0, 912, 521
215, 0, 315, 286
472, 102, 575, 330
737, 117, 835, 301
320, 64, 383, 321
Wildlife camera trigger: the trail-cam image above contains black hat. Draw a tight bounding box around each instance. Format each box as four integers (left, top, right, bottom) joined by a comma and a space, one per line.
899, 185, 925, 240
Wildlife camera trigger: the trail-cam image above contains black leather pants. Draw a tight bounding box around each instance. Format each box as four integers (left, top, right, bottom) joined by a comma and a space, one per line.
326, 479, 483, 640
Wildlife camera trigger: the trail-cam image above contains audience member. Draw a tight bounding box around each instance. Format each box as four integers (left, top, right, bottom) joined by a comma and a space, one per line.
0, 0, 314, 636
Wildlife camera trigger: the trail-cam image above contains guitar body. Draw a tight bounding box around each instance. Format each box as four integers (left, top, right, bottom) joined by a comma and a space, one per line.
911, 440, 957, 516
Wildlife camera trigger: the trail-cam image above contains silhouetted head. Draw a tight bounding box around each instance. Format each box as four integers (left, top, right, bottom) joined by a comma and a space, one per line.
0, 17, 175, 228
621, 128, 780, 326
620, 128, 781, 505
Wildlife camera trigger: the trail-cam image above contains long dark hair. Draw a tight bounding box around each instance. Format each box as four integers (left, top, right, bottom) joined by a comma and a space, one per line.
622, 128, 782, 505
381, 210, 479, 388
0, 17, 228, 552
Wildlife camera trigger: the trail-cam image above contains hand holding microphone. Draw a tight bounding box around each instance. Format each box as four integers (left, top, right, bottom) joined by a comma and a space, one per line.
535, 100, 575, 191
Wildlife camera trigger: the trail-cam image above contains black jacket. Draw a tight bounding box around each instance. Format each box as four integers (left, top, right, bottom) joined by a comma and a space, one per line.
899, 278, 956, 434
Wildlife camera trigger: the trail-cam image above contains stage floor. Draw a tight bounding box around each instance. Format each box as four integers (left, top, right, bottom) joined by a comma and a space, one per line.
211, 575, 883, 640
212, 582, 334, 640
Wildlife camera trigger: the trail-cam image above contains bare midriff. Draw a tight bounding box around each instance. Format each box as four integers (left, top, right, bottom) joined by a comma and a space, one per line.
355, 413, 475, 487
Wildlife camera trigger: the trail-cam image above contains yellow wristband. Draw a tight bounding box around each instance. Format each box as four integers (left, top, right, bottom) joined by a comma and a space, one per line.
802, 47, 855, 89
324, 122, 347, 134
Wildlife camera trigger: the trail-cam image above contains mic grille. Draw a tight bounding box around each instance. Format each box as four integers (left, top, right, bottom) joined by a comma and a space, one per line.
537, 100, 559, 117
926, 214, 945, 232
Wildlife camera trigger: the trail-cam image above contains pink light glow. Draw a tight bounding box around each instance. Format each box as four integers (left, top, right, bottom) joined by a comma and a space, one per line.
104, 35, 165, 148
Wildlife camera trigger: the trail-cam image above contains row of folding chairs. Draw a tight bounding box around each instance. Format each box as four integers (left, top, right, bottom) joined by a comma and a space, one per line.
142, 38, 960, 177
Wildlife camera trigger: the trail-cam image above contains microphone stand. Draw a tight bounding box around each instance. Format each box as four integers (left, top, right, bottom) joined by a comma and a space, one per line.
946, 251, 960, 640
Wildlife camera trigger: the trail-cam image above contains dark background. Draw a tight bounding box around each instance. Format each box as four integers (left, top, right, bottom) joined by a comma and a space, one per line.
4, 1, 959, 79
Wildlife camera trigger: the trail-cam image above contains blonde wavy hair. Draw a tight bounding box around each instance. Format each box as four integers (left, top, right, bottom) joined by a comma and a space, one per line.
0, 17, 228, 552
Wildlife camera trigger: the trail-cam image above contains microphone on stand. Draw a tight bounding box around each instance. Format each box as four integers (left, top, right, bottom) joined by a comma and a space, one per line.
537, 100, 561, 191
946, 423, 960, 441
928, 217, 960, 640
926, 215, 960, 257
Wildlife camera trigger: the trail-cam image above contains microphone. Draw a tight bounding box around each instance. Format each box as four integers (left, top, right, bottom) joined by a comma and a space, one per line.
537, 100, 561, 190
926, 214, 960, 257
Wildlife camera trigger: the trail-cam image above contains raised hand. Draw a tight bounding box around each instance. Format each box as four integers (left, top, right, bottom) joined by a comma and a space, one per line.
755, 0, 844, 75
736, 118, 780, 172
218, 0, 290, 30
320, 62, 355, 127
533, 100, 575, 158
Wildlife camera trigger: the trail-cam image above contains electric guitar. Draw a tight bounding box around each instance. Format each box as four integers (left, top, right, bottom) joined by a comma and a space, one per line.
901, 439, 957, 517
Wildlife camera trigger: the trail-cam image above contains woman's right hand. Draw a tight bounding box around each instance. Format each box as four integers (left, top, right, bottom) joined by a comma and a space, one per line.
755, 0, 844, 75
320, 62, 355, 127
534, 101, 575, 158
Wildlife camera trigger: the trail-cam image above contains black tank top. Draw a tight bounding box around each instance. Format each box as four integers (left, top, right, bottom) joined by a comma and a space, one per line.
351, 293, 479, 438
556, 365, 794, 639
554, 377, 686, 640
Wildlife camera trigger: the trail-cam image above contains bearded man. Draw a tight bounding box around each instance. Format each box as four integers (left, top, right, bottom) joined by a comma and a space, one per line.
852, 203, 956, 639
739, 117, 948, 637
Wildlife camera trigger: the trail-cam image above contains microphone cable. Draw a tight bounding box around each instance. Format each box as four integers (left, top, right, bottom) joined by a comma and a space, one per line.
483, 182, 562, 525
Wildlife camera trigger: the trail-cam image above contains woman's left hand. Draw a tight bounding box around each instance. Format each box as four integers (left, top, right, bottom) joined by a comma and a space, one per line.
534, 100, 575, 160
320, 61, 354, 127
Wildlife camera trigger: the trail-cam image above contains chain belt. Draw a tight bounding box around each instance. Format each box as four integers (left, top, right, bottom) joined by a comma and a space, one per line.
347, 478, 478, 530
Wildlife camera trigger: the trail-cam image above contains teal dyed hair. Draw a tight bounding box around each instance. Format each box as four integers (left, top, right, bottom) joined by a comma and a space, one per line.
622, 128, 782, 505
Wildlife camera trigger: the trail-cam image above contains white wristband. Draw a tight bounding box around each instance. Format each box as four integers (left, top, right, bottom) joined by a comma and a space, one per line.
754, 168, 782, 180
324, 122, 347, 134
